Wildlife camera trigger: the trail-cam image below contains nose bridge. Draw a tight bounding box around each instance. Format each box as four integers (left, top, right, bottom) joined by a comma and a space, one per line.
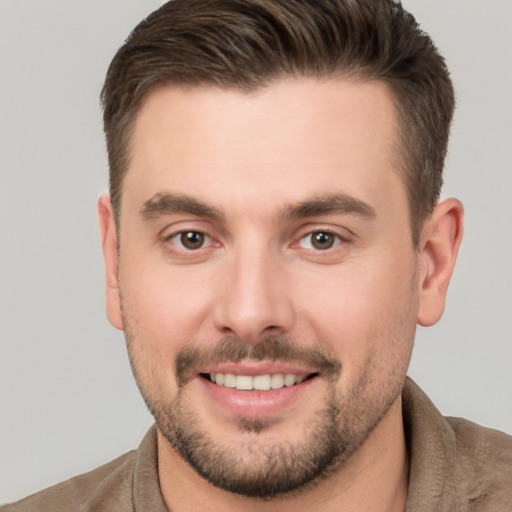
213, 237, 294, 344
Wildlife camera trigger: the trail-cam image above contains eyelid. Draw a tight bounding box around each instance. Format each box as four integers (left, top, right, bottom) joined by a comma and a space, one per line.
168, 230, 214, 251
293, 223, 352, 244
298, 230, 344, 250
159, 223, 220, 253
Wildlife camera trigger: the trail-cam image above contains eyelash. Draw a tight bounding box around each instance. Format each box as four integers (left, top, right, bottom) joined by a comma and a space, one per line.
161, 227, 349, 254
164, 230, 216, 251
296, 229, 346, 251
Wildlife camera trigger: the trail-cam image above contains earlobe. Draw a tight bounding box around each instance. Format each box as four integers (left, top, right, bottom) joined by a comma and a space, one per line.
97, 194, 124, 331
417, 198, 464, 327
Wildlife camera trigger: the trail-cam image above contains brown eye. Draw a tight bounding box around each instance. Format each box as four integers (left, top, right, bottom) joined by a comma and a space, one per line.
311, 232, 335, 250
299, 231, 341, 250
178, 231, 206, 250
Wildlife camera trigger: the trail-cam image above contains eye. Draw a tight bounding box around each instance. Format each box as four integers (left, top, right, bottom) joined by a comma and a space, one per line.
298, 231, 342, 251
169, 230, 213, 251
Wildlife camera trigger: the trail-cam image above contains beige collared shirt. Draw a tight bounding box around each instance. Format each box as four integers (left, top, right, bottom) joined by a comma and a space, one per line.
2, 379, 511, 511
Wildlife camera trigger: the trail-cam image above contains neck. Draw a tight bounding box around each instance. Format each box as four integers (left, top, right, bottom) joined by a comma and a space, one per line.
158, 398, 408, 512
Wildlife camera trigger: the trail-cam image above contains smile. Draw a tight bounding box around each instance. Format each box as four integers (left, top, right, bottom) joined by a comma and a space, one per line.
198, 367, 321, 418
203, 372, 316, 391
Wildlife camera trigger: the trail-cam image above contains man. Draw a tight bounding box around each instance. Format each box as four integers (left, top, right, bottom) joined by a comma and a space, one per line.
2, 0, 511, 510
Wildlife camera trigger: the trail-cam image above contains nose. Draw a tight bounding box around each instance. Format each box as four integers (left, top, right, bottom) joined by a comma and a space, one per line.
212, 245, 295, 345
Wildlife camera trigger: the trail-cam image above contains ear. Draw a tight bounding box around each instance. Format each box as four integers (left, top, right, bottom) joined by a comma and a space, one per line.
98, 194, 124, 331
417, 198, 464, 327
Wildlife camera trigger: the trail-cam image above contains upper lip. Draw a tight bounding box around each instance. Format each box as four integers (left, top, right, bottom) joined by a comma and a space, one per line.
199, 361, 318, 377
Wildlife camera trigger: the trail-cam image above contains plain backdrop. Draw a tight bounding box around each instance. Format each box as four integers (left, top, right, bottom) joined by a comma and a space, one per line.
1, 0, 511, 504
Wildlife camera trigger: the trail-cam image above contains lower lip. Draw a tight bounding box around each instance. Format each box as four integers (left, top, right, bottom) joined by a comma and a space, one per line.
199, 376, 317, 418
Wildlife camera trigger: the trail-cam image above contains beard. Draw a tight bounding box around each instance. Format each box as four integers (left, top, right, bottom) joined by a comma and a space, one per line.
124, 332, 410, 499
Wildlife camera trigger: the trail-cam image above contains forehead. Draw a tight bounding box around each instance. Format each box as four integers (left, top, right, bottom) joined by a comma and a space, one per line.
123, 78, 405, 219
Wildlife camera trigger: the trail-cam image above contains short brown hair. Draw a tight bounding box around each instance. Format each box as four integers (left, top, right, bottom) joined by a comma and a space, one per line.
101, 0, 454, 245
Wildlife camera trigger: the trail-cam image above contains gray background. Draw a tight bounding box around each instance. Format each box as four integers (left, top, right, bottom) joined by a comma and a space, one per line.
1, 0, 511, 504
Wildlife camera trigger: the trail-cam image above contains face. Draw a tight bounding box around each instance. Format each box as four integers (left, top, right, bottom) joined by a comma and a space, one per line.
109, 79, 420, 497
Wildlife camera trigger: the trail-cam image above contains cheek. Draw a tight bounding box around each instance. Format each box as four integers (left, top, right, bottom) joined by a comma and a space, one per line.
296, 256, 418, 375
119, 266, 209, 400
119, 259, 216, 355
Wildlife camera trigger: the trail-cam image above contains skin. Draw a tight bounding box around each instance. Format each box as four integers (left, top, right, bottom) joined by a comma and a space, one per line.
98, 78, 463, 511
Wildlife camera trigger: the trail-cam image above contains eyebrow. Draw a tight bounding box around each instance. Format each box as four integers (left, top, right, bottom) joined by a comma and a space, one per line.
279, 193, 376, 221
140, 192, 223, 221
140, 191, 376, 223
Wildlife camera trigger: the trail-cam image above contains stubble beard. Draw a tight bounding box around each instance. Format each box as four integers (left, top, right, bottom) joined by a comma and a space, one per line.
124, 333, 409, 499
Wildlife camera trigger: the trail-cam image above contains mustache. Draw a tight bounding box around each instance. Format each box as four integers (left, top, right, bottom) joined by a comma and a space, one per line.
175, 335, 341, 386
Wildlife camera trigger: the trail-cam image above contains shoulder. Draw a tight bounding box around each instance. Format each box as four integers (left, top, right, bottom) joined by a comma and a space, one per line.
1, 451, 136, 512
447, 415, 512, 462
403, 378, 512, 510
446, 416, 512, 509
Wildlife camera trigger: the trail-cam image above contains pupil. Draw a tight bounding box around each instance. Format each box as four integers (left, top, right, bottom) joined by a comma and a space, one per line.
181, 231, 204, 249
312, 232, 334, 249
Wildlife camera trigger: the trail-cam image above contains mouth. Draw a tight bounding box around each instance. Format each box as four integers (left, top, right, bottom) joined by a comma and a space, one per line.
196, 365, 323, 419
200, 372, 319, 391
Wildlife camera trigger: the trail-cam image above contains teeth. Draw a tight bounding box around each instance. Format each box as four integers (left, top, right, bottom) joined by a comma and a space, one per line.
224, 373, 236, 388
284, 374, 296, 387
253, 375, 271, 391
209, 373, 308, 391
270, 374, 284, 389
235, 375, 253, 390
